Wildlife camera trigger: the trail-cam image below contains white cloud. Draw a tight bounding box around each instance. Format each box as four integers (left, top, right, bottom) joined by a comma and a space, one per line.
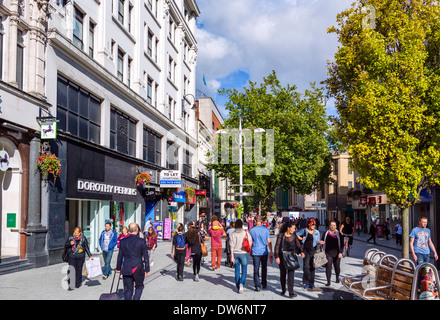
195, 0, 353, 116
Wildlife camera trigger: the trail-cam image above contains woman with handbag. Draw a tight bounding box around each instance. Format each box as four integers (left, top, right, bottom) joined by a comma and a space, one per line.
229, 219, 253, 294
274, 220, 304, 298
296, 218, 324, 289
64, 227, 93, 291
322, 220, 344, 286
186, 224, 205, 282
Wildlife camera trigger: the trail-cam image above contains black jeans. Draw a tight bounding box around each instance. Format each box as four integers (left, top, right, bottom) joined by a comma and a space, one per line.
303, 249, 316, 286
122, 267, 145, 300
367, 233, 376, 243
279, 255, 295, 294
68, 256, 85, 288
175, 249, 186, 278
325, 254, 341, 283
192, 252, 202, 275
252, 254, 268, 288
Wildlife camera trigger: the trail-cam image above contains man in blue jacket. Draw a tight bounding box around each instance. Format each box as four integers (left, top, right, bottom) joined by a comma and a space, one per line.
99, 222, 118, 280
116, 223, 150, 300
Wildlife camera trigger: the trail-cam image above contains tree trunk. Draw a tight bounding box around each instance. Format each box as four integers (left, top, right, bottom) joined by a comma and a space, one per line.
401, 206, 410, 259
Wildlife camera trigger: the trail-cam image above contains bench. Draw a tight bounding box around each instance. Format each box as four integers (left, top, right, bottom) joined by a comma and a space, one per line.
343, 249, 440, 300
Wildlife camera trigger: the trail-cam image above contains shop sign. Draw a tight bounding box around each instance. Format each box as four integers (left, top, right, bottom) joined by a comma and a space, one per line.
6, 213, 16, 228
41, 122, 57, 139
368, 197, 376, 206
160, 170, 181, 188
144, 187, 156, 201
360, 197, 367, 206
164, 218, 172, 240
77, 179, 137, 196
196, 190, 206, 196
152, 221, 163, 240
0, 150, 10, 172
173, 191, 186, 203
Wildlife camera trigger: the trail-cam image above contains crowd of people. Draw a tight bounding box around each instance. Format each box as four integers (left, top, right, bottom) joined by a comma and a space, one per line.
63, 213, 438, 300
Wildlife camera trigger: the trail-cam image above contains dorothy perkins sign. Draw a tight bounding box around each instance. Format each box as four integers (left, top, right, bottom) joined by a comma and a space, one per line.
77, 179, 137, 196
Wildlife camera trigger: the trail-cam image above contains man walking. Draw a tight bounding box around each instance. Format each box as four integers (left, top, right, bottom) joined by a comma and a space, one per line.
249, 215, 273, 291
116, 222, 150, 300
410, 216, 438, 265
99, 222, 118, 280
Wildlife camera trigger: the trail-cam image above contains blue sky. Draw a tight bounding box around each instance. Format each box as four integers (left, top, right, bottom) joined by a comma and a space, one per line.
194, 0, 354, 120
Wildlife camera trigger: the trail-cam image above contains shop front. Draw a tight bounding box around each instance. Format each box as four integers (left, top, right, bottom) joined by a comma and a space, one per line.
48, 138, 145, 261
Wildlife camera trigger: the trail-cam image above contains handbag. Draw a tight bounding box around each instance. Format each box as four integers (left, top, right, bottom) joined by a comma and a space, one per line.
199, 234, 208, 257
281, 234, 300, 270
242, 231, 251, 253
62, 248, 69, 262
313, 244, 328, 268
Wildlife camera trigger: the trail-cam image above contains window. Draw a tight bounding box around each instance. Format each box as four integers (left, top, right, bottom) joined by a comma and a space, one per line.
155, 38, 159, 63
348, 159, 352, 174
183, 150, 192, 176
110, 107, 137, 156
143, 127, 162, 165
16, 29, 24, 90
348, 181, 353, 189
146, 77, 152, 104
127, 58, 132, 87
147, 0, 152, 11
73, 7, 84, 50
128, 3, 133, 33
166, 141, 178, 170
168, 56, 172, 79
147, 30, 153, 57
168, 97, 173, 120
57, 76, 101, 144
118, 0, 125, 25
154, 84, 158, 108
117, 48, 124, 81
89, 21, 95, 57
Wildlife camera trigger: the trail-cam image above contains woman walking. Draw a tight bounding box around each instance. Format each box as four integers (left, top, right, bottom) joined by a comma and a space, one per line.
274, 220, 304, 298
146, 226, 158, 267
209, 215, 226, 271
229, 219, 252, 294
186, 224, 205, 282
171, 224, 187, 281
322, 220, 344, 286
297, 218, 324, 289
64, 227, 93, 290
117, 226, 130, 248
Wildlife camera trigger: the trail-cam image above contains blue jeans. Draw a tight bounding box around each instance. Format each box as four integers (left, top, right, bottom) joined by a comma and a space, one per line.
234, 253, 248, 289
102, 250, 114, 277
252, 254, 268, 288
416, 253, 430, 265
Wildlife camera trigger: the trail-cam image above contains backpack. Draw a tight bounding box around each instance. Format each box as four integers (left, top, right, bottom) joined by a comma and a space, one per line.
176, 233, 185, 249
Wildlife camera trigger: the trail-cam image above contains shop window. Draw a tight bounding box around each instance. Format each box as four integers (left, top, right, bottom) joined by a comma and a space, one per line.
143, 127, 162, 165
110, 107, 137, 156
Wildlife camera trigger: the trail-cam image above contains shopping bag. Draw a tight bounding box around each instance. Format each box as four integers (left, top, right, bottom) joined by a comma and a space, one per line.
85, 258, 103, 278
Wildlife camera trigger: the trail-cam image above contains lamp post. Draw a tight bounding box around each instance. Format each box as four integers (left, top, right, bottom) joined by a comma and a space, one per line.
216, 116, 265, 218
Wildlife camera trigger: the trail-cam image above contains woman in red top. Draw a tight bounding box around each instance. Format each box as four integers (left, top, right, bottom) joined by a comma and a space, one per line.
146, 226, 158, 267
209, 216, 226, 270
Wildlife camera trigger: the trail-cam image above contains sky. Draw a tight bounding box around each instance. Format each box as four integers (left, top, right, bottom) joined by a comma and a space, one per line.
194, 0, 354, 120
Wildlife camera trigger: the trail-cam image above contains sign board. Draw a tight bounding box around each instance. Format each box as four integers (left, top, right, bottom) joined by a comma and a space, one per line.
160, 170, 181, 188
144, 187, 156, 201
41, 122, 57, 139
6, 213, 16, 228
77, 179, 137, 196
164, 218, 172, 240
152, 221, 163, 240
0, 150, 10, 172
173, 191, 186, 203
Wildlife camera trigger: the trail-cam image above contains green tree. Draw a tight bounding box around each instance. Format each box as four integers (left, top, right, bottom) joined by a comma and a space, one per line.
207, 71, 333, 215
324, 0, 440, 258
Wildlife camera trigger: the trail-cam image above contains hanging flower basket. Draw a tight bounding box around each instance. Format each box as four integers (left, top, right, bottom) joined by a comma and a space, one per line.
184, 186, 195, 199
135, 172, 152, 187
37, 152, 61, 182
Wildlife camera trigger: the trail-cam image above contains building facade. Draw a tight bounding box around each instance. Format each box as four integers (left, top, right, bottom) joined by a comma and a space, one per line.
0, 0, 201, 266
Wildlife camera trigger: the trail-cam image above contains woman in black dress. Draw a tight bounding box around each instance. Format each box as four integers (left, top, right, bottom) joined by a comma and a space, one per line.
322, 220, 344, 286
274, 220, 304, 298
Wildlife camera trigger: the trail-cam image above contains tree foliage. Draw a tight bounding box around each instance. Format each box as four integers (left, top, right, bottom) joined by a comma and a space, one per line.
207, 71, 332, 213
324, 0, 440, 209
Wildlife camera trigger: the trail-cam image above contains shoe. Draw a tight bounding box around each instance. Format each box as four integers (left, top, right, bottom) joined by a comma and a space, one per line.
336, 278, 340, 283
102, 275, 107, 280
310, 285, 316, 289
239, 284, 244, 294
326, 282, 331, 286
262, 285, 267, 289
304, 284, 309, 289
289, 293, 297, 299
255, 287, 261, 292
211, 266, 216, 271
68, 287, 74, 291
177, 275, 183, 281
280, 290, 286, 296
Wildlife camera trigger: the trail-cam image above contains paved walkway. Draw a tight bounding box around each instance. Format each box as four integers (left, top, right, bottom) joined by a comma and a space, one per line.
0, 227, 409, 300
